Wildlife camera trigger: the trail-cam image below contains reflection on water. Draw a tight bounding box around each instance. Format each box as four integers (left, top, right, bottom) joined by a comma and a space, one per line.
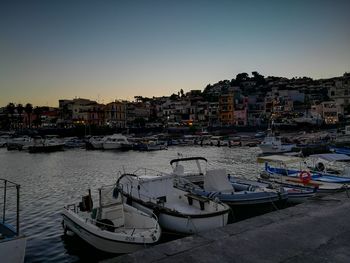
0, 146, 260, 262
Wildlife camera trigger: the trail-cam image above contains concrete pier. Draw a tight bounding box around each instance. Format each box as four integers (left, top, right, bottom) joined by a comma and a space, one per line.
105, 192, 350, 263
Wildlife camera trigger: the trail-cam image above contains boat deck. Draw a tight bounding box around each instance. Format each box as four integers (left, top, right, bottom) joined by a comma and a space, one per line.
114, 227, 152, 236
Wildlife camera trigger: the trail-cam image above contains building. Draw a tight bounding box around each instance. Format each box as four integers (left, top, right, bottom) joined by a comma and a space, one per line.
219, 93, 234, 126
104, 100, 127, 128
321, 101, 342, 124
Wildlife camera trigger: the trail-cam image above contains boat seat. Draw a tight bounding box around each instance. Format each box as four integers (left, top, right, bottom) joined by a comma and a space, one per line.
184, 193, 208, 210
100, 204, 125, 228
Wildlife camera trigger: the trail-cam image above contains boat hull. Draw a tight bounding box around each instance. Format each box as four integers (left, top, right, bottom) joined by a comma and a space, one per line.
259, 144, 296, 154
28, 144, 64, 153
127, 197, 229, 235
0, 235, 26, 263
61, 208, 159, 254
103, 143, 122, 150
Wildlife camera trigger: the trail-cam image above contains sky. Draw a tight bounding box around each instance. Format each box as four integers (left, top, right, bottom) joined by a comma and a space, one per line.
1, 0, 350, 107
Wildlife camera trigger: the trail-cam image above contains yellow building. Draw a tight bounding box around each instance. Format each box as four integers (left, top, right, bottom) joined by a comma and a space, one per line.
219, 93, 234, 126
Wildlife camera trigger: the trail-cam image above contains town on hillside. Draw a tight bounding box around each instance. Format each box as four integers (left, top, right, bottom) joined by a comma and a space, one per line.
1, 72, 350, 135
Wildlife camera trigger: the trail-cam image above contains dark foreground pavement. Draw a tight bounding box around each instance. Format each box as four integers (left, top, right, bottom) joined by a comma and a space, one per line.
103, 192, 350, 263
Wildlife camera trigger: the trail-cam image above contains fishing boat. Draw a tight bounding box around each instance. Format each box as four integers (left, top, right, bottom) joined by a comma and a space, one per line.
137, 140, 167, 151
174, 169, 288, 207
329, 146, 350, 156
62, 185, 161, 254
258, 130, 296, 154
87, 136, 106, 149
264, 155, 350, 184
64, 137, 85, 148
0, 179, 26, 263
7, 136, 33, 151
117, 170, 230, 234
28, 136, 65, 153
256, 177, 317, 204
103, 134, 132, 150
258, 155, 346, 195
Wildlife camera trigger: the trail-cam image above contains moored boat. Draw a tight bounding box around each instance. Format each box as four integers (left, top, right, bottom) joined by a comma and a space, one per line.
174, 168, 288, 207
7, 136, 33, 151
258, 155, 347, 195
117, 171, 230, 234
62, 185, 161, 254
103, 134, 132, 150
259, 130, 295, 154
28, 136, 65, 153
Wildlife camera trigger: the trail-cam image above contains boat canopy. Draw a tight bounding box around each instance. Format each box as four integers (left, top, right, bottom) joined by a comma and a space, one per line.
204, 169, 233, 192
309, 153, 350, 162
170, 156, 207, 165
257, 155, 302, 164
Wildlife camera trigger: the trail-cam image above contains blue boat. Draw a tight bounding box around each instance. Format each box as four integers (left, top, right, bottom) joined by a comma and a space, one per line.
230, 176, 317, 204
174, 167, 288, 208
329, 146, 350, 155
265, 163, 350, 184
257, 155, 346, 195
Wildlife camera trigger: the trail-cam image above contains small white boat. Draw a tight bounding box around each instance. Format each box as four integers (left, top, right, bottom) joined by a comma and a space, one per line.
62, 185, 161, 254
0, 135, 10, 147
117, 170, 230, 234
259, 131, 295, 154
103, 134, 131, 150
138, 140, 167, 151
88, 136, 106, 149
0, 179, 26, 263
7, 136, 33, 150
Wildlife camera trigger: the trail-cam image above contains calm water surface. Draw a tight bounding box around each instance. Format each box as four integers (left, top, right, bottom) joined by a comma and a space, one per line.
0, 146, 261, 262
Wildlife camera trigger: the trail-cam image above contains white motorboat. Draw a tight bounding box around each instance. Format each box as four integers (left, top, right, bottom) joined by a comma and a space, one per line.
0, 135, 10, 147
259, 131, 295, 154
88, 136, 106, 149
62, 185, 161, 254
0, 179, 26, 263
171, 156, 208, 183
137, 140, 167, 151
7, 136, 33, 151
117, 170, 230, 234
103, 134, 131, 150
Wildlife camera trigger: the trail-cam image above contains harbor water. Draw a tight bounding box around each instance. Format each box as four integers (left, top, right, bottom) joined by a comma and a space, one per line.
0, 146, 261, 262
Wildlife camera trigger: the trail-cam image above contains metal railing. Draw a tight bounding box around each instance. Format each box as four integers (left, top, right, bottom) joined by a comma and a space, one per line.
0, 179, 21, 235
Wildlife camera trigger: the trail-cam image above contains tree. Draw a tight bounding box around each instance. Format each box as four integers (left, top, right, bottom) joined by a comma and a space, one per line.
16, 103, 24, 129
236, 73, 249, 83
6, 103, 15, 130
32, 107, 42, 128
170, 93, 179, 101
24, 103, 33, 128
203, 84, 212, 95
180, 89, 184, 97
252, 71, 265, 85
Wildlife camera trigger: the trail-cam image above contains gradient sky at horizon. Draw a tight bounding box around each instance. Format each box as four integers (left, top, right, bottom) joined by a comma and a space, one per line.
1, 0, 350, 107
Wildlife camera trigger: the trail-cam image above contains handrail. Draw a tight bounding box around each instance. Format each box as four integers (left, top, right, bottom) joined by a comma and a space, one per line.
84, 216, 158, 231
1, 179, 21, 235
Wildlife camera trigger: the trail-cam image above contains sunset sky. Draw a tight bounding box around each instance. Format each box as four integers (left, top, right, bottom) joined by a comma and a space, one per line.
1, 0, 349, 107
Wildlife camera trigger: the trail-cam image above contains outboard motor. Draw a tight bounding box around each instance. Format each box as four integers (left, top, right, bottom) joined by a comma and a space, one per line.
316, 162, 325, 172
79, 189, 93, 212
